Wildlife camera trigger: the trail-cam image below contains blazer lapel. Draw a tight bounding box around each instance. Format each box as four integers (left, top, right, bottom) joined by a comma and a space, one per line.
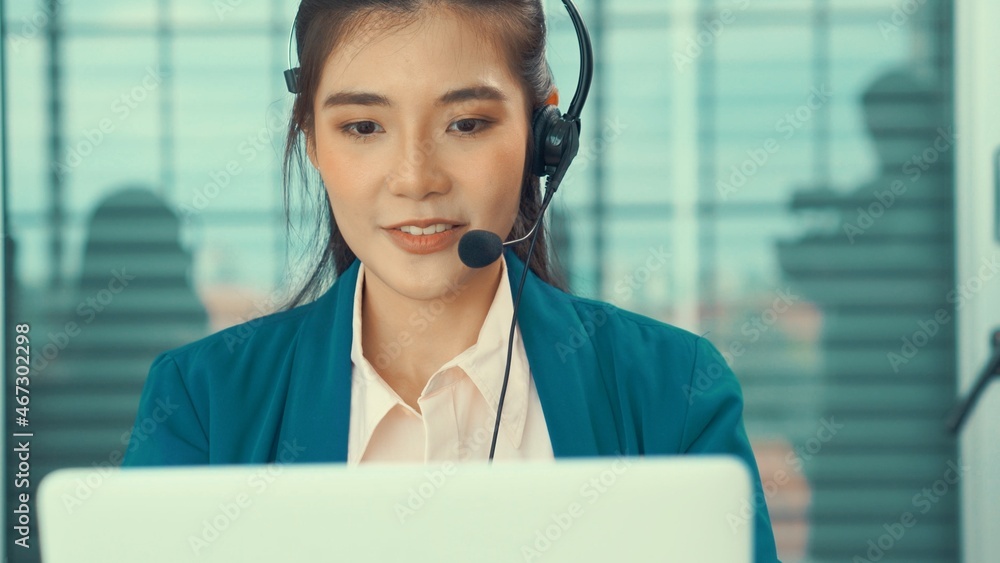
278, 260, 358, 463
503, 247, 615, 458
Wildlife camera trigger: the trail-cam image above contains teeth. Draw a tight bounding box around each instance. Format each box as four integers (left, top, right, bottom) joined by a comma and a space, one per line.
399, 224, 454, 235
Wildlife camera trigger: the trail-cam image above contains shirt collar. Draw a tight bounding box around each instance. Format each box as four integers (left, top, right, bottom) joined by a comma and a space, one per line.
349, 254, 530, 451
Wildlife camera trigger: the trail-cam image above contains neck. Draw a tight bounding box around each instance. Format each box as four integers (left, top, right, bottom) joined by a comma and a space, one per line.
360, 260, 504, 390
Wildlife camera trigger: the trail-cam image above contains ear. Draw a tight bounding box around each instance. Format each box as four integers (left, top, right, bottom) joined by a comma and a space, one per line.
544, 87, 559, 107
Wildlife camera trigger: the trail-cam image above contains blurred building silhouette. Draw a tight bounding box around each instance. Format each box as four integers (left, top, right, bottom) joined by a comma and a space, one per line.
777, 67, 957, 560
6, 187, 207, 561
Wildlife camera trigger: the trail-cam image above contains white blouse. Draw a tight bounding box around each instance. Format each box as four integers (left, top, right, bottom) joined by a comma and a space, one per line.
347, 253, 555, 465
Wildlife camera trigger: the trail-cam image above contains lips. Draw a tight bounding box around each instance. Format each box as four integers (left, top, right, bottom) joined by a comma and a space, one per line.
381, 217, 468, 255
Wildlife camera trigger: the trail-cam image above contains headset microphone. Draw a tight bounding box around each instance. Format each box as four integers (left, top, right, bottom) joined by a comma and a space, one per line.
458, 230, 504, 269
284, 0, 594, 462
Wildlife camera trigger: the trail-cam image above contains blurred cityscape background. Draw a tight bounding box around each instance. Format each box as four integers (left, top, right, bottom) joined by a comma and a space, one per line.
2, 0, 957, 561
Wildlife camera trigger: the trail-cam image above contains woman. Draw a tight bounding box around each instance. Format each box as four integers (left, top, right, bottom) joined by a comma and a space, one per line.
122, 0, 778, 560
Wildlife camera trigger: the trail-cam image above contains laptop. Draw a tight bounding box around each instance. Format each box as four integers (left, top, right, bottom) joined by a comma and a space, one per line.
39, 455, 753, 562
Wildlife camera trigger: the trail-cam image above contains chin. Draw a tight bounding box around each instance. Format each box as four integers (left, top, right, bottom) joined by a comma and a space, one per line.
370, 252, 470, 298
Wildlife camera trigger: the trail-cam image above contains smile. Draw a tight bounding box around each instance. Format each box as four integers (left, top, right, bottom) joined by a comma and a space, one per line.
397, 224, 457, 236
386, 224, 465, 255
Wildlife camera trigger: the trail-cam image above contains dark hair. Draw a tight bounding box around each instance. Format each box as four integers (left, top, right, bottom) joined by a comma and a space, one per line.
279, 0, 568, 310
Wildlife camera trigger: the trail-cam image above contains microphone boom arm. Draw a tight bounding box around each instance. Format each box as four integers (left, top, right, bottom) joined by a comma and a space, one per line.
947, 329, 1000, 434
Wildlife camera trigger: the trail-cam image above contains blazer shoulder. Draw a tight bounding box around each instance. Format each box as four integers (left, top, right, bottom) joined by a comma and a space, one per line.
561, 290, 704, 355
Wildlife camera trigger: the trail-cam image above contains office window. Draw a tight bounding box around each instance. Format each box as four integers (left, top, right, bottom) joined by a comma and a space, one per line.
3, 1, 955, 561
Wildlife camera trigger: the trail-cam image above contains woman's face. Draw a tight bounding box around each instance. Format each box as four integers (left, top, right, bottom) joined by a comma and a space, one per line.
306, 7, 530, 302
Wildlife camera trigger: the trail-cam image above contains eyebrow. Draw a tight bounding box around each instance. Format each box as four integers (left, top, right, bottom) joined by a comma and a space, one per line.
321, 85, 508, 110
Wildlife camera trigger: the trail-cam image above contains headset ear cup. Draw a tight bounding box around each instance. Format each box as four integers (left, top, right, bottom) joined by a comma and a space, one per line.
531, 105, 561, 177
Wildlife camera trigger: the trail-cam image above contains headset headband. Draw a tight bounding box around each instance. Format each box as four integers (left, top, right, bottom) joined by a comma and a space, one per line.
284, 0, 593, 124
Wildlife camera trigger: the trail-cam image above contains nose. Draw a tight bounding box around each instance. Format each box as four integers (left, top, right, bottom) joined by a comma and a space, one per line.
386, 131, 450, 199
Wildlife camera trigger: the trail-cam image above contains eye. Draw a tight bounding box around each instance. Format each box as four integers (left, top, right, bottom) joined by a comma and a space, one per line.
341, 120, 384, 142
449, 118, 492, 137
341, 118, 491, 142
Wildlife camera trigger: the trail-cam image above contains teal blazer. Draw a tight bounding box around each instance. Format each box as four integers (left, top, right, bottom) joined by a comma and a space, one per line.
122, 247, 778, 561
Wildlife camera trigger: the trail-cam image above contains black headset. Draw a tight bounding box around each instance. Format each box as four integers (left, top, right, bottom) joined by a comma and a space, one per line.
283, 0, 593, 188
